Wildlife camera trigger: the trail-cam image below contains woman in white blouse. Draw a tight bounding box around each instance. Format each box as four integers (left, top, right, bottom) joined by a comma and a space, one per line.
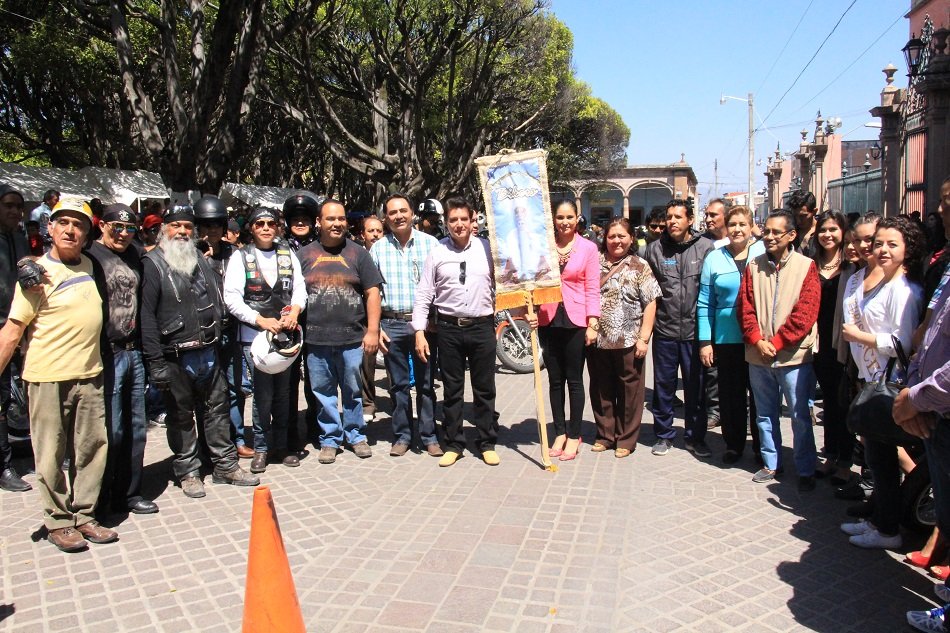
840, 215, 925, 550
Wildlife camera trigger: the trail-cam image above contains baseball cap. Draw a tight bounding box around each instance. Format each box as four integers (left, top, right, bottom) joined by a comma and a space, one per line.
51, 198, 93, 227
101, 203, 137, 224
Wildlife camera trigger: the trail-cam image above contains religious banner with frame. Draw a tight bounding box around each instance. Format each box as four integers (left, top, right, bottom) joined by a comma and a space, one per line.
475, 149, 562, 311
475, 149, 562, 471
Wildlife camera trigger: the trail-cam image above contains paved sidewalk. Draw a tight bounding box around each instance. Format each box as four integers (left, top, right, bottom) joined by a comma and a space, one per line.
0, 363, 939, 632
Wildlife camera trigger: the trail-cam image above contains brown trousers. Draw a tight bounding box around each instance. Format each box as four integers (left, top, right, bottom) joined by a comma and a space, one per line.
587, 346, 646, 451
28, 376, 107, 530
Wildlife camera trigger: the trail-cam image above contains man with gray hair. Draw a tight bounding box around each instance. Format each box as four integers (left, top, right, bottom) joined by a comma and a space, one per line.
140, 205, 259, 499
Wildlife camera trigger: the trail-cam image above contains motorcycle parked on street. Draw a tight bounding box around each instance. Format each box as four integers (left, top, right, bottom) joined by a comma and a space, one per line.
494, 310, 542, 373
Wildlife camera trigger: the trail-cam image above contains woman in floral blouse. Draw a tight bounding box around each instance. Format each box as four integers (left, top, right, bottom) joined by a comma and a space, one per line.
587, 217, 661, 458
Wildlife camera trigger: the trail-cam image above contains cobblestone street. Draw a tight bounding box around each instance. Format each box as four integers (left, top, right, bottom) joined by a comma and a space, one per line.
0, 362, 939, 632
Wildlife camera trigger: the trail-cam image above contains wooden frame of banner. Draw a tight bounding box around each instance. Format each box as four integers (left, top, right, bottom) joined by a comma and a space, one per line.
475, 149, 561, 472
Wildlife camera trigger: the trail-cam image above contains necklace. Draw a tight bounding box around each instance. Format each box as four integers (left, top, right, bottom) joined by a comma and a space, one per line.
820, 252, 840, 271
556, 237, 574, 268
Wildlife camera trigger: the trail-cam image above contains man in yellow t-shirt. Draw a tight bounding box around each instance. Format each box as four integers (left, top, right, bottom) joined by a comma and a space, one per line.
0, 198, 118, 553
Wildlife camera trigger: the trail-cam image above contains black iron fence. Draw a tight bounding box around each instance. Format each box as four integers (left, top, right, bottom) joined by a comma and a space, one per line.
826, 168, 882, 215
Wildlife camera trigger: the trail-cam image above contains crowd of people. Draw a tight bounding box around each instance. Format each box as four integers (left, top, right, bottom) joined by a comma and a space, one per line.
1, 177, 950, 631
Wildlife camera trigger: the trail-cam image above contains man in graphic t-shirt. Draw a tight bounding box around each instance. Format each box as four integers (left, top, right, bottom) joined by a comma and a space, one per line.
296, 199, 383, 464
85, 203, 157, 517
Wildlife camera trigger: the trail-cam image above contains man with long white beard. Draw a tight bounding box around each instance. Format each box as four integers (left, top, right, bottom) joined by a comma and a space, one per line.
140, 205, 259, 498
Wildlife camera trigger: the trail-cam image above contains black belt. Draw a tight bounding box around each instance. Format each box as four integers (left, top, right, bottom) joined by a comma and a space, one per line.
437, 314, 492, 328
381, 310, 414, 321
110, 340, 139, 353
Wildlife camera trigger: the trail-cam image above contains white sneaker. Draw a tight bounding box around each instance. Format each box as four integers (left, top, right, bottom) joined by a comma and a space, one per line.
840, 520, 874, 536
935, 584, 950, 604
907, 606, 947, 633
849, 527, 902, 549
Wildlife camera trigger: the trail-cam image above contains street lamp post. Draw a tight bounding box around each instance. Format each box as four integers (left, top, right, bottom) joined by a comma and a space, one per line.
721, 92, 755, 209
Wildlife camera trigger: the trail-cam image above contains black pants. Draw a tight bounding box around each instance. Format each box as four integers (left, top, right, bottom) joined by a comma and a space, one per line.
716, 343, 759, 455
539, 325, 586, 439
162, 349, 239, 480
288, 352, 318, 449
437, 320, 496, 454
865, 438, 901, 536
0, 363, 11, 470
814, 351, 853, 467
705, 362, 720, 421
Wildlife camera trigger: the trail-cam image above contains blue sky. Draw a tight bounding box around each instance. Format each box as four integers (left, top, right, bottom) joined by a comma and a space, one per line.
549, 0, 911, 203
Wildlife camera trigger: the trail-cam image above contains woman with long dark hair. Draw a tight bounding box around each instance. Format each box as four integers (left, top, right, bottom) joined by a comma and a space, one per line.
809, 210, 856, 483
537, 200, 601, 461
840, 215, 925, 549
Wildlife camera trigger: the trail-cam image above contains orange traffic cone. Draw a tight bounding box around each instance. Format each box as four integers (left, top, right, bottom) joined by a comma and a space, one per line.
242, 486, 306, 632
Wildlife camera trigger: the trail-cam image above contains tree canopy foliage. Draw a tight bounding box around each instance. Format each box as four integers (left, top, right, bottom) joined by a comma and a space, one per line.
0, 0, 629, 206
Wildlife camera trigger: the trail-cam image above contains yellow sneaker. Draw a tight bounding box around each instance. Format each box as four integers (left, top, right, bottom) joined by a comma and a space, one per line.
482, 450, 500, 466
439, 451, 460, 467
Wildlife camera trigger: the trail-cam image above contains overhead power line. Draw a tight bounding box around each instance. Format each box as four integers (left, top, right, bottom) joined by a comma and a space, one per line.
757, 0, 859, 131
754, 0, 816, 95
793, 10, 905, 113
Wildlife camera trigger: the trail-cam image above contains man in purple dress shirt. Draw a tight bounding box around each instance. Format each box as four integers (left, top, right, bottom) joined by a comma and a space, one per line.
898, 265, 950, 630
412, 197, 500, 467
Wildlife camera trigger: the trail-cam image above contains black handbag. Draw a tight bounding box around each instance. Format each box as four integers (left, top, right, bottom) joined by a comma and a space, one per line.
845, 336, 917, 445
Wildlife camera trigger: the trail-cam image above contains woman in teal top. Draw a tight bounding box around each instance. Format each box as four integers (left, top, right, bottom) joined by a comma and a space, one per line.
697, 205, 764, 464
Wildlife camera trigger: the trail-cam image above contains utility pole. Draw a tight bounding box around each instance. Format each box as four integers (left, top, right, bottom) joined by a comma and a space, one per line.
747, 92, 754, 210
720, 92, 756, 208
714, 159, 718, 199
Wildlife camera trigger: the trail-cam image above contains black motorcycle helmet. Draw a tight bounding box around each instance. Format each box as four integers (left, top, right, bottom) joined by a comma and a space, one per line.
194, 195, 228, 226
282, 192, 321, 228
417, 198, 443, 217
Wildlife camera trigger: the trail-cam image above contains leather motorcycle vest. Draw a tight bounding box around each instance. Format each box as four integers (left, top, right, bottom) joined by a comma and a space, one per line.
143, 249, 224, 353
241, 241, 294, 320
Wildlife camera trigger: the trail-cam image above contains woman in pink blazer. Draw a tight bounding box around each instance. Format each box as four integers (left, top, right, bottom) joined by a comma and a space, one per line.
538, 200, 601, 461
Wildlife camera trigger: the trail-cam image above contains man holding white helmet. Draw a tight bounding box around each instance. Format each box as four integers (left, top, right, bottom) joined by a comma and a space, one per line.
224, 207, 306, 473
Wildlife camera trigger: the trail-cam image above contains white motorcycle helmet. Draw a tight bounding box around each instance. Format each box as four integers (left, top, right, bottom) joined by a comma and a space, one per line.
250, 327, 303, 374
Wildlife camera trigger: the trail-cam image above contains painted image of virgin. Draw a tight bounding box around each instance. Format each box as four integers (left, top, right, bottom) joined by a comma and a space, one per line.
496, 198, 554, 284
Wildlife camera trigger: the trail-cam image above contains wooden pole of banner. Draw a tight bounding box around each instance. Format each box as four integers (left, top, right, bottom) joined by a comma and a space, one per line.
525, 292, 556, 472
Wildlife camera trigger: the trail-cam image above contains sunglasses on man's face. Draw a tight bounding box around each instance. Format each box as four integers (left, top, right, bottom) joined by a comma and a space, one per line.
459, 261, 466, 285
110, 223, 137, 235
254, 220, 277, 229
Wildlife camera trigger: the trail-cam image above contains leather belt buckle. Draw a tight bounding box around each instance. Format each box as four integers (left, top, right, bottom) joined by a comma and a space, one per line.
456, 317, 473, 327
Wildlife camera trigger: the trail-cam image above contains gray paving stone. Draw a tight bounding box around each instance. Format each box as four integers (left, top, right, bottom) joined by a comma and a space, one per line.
0, 363, 936, 632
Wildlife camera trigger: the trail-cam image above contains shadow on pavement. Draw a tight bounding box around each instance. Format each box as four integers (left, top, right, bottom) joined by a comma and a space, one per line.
764, 446, 936, 632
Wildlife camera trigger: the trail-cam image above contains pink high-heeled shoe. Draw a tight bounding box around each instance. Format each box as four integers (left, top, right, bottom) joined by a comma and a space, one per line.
559, 437, 582, 461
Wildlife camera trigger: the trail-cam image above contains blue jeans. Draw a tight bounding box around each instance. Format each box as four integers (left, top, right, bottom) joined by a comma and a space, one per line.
306, 343, 366, 448
101, 349, 147, 507
748, 363, 817, 475
382, 319, 437, 446
222, 328, 251, 447
651, 337, 706, 442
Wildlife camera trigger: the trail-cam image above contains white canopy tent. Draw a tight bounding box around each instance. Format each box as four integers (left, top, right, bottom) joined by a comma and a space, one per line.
0, 163, 105, 206
78, 167, 168, 207
0, 163, 169, 210
219, 182, 300, 211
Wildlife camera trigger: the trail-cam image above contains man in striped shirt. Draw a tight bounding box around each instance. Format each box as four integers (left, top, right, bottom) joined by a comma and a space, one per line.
370, 193, 442, 457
